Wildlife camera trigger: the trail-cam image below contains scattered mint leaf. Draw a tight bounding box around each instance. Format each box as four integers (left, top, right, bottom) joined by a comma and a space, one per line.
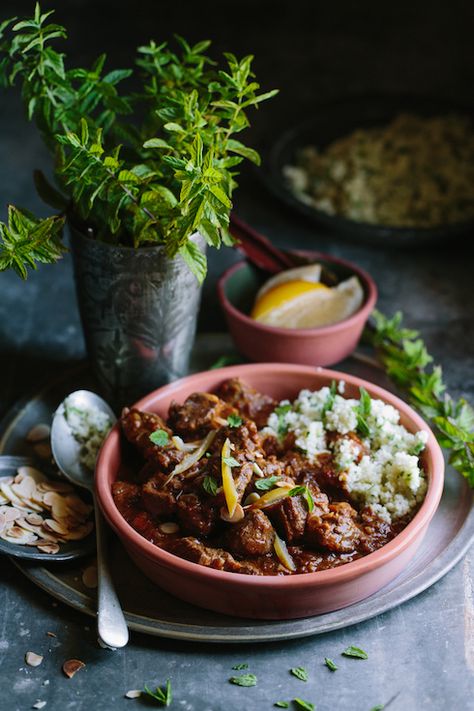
274, 703, 289, 709
227, 414, 243, 428
369, 705, 385, 711
288, 485, 314, 512
149, 429, 169, 446
229, 673, 257, 687
342, 645, 368, 660
202, 476, 218, 496
293, 699, 315, 711
223, 456, 240, 468
324, 657, 338, 671
231, 663, 248, 670
356, 387, 372, 438
255, 476, 282, 491
321, 380, 337, 420
143, 679, 172, 706
290, 667, 308, 682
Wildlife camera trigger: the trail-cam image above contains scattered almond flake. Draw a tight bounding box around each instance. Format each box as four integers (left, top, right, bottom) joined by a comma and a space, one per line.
61, 521, 93, 541
26, 423, 51, 443
12, 476, 36, 499
32, 701, 47, 710
25, 652, 43, 667
124, 690, 141, 699
26, 513, 43, 526
37, 543, 60, 554
16, 466, 47, 485
17, 518, 43, 534
159, 522, 179, 534
1, 526, 38, 545
43, 519, 69, 536
33, 443, 52, 460
46, 632, 56, 638
81, 566, 98, 589
42, 680, 50, 686
62, 659, 85, 678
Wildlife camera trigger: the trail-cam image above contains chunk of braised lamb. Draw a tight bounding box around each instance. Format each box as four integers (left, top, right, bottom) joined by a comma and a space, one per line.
218, 378, 277, 428
176, 493, 218, 537
310, 452, 348, 498
168, 536, 238, 570
225, 510, 275, 557
168, 392, 235, 438
112, 481, 141, 521
266, 494, 308, 543
121, 407, 183, 471
305, 501, 361, 553
358, 506, 394, 554
129, 510, 167, 546
142, 477, 178, 517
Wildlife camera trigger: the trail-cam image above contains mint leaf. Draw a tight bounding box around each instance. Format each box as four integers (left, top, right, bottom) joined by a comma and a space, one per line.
290, 667, 308, 682
255, 476, 281, 491
342, 645, 368, 659
293, 699, 315, 711
324, 657, 338, 671
149, 429, 169, 446
202, 476, 218, 496
223, 456, 240, 468
227, 414, 243, 428
229, 673, 257, 687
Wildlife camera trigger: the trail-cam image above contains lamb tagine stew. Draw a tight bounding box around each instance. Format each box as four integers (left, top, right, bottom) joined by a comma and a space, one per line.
112, 378, 427, 576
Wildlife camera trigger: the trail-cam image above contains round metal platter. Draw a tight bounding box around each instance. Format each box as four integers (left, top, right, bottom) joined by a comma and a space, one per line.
3, 335, 473, 643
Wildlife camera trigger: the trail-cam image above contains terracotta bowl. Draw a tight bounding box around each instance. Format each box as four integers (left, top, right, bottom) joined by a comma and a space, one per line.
96, 363, 444, 620
217, 254, 377, 366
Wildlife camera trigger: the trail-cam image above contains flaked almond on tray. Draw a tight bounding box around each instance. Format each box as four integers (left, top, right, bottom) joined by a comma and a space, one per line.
0, 465, 93, 553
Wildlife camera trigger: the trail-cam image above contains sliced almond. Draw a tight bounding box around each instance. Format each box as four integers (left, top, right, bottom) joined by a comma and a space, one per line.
4, 507, 22, 522
46, 632, 57, 638
0, 512, 6, 533
36, 543, 60, 554
26, 513, 44, 526
17, 518, 43, 534
26, 423, 51, 443
32, 701, 47, 709
42, 491, 61, 509
1, 526, 37, 545
13, 476, 37, 500
243, 492, 261, 506
43, 519, 69, 536
125, 690, 141, 699
38, 480, 74, 494
62, 659, 85, 678
220, 503, 245, 523
159, 522, 179, 534
61, 521, 93, 541
16, 466, 47, 485
0, 482, 31, 510
25, 651, 43, 667
82, 566, 98, 589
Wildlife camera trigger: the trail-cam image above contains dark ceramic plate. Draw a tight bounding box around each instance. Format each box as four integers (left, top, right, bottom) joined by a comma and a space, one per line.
260, 94, 474, 247
0, 455, 95, 562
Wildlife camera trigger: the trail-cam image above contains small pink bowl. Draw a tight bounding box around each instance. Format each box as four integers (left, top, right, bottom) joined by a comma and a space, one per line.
217, 253, 377, 365
96, 363, 444, 620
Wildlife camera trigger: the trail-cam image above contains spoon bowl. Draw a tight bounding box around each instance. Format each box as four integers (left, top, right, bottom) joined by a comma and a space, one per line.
51, 390, 117, 491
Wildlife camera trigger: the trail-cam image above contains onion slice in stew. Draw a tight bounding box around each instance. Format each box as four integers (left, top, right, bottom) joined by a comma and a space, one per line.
221, 437, 239, 517
163, 430, 217, 486
273, 531, 296, 572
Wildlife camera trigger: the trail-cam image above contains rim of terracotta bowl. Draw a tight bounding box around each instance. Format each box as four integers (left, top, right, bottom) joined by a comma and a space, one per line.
217, 252, 378, 337
96, 363, 444, 590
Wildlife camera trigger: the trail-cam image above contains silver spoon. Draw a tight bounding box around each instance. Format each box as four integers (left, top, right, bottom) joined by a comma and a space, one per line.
51, 390, 129, 650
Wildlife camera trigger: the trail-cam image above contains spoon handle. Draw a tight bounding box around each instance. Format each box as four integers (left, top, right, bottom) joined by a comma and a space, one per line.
93, 494, 129, 649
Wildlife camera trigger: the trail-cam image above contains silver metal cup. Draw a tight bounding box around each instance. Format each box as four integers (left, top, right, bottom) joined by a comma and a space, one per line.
70, 225, 205, 408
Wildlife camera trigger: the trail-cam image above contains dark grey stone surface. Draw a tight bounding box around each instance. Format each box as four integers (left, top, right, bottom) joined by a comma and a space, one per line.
0, 1, 473, 709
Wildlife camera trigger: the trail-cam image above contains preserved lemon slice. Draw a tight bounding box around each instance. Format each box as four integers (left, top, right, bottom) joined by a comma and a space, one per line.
251, 280, 328, 320
221, 437, 239, 516
273, 531, 296, 572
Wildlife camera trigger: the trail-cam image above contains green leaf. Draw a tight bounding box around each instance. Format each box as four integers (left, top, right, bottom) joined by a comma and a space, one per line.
342, 645, 368, 659
226, 139, 261, 165
290, 667, 308, 682
255, 476, 282, 491
223, 456, 240, 468
202, 476, 218, 496
274, 703, 289, 709
293, 699, 315, 711
143, 679, 172, 706
227, 414, 243, 428
229, 674, 257, 687
231, 663, 248, 670
143, 138, 171, 149
324, 657, 338, 671
149, 429, 169, 446
178, 240, 207, 284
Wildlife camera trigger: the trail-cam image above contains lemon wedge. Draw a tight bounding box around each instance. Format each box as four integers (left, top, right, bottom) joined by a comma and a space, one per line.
251, 280, 329, 320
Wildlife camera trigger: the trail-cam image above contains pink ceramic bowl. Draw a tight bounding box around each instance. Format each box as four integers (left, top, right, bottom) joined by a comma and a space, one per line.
96, 363, 444, 620
217, 254, 377, 366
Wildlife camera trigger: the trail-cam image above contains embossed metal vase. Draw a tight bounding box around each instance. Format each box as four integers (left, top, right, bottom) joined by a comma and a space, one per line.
70, 226, 205, 407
